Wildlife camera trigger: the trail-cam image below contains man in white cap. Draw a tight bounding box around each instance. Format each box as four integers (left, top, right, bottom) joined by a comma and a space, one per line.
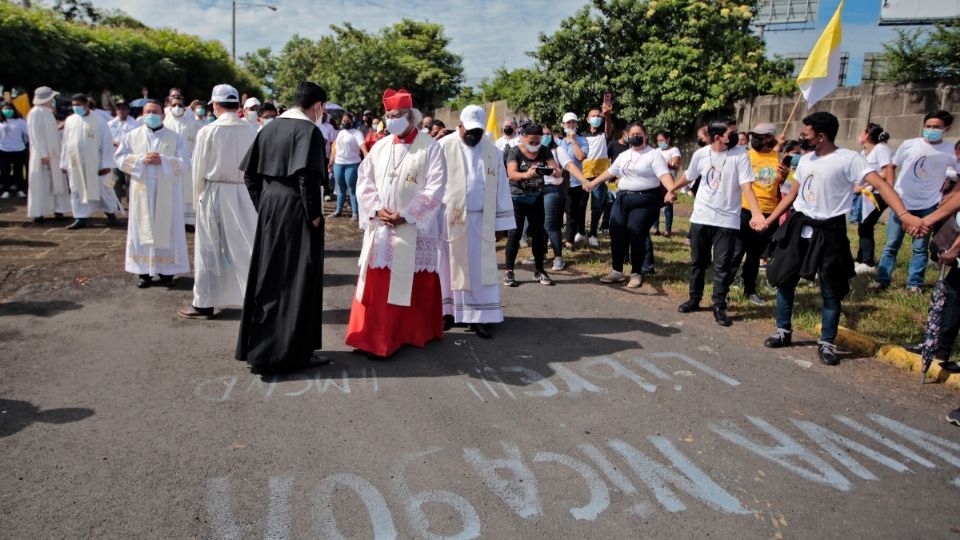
559, 111, 589, 247
163, 93, 199, 226
177, 84, 258, 320
61, 93, 124, 230
26, 86, 70, 222
242, 97, 261, 128
438, 105, 514, 338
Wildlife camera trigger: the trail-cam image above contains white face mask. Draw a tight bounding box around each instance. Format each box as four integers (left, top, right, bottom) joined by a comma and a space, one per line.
246, 111, 258, 123
261, 118, 273, 127
525, 143, 540, 153
386, 116, 410, 135
171, 106, 185, 117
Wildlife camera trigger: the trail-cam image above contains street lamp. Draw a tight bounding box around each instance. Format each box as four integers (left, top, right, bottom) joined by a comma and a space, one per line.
232, 1, 278, 63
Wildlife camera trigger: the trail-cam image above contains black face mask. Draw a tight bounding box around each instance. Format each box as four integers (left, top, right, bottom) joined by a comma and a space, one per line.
503, 127, 514, 136
726, 132, 739, 149
697, 139, 707, 147
463, 128, 484, 147
798, 136, 819, 152
340, 123, 351, 130
750, 136, 772, 152
628, 135, 645, 147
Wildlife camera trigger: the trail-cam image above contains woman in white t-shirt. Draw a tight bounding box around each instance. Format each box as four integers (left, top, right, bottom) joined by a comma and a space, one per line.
652, 131, 681, 236
582, 123, 676, 288
330, 113, 368, 219
0, 103, 29, 198
855, 123, 892, 269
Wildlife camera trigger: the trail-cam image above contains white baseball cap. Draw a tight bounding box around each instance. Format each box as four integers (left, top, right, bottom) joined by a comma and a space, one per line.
460, 105, 485, 131
244, 97, 261, 109
562, 112, 578, 123
208, 84, 240, 104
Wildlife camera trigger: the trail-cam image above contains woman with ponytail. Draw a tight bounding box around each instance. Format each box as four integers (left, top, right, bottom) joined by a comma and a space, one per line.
855, 123, 892, 272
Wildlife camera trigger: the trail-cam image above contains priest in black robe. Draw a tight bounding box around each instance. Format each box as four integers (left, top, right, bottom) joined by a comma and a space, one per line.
236, 82, 329, 373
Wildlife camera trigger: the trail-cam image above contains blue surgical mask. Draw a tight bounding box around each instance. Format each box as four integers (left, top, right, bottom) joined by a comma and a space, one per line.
72, 106, 86, 116
541, 135, 553, 147
1, 109, 13, 119
197, 108, 205, 116
789, 154, 801, 168
923, 128, 945, 143
588, 117, 603, 128
657, 142, 668, 150
143, 114, 163, 129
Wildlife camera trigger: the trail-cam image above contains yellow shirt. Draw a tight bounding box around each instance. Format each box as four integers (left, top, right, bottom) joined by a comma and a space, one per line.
743, 148, 782, 213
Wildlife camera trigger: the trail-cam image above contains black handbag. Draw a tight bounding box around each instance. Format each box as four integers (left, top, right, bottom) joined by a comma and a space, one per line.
930, 211, 960, 266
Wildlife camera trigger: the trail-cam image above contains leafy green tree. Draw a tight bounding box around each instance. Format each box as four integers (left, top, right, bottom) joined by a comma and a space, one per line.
241, 47, 279, 98
516, 0, 791, 136
882, 18, 960, 82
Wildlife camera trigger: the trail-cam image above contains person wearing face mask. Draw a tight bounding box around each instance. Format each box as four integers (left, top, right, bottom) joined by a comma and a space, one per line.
177, 84, 258, 321
242, 97, 261, 127
107, 102, 138, 203
359, 110, 374, 137
730, 123, 788, 307
559, 112, 589, 249
61, 94, 123, 230
540, 125, 580, 271
503, 122, 561, 287
258, 102, 278, 130
583, 104, 614, 247
163, 94, 199, 227
854, 123, 892, 272
345, 88, 447, 359
234, 81, 330, 372
583, 123, 677, 289
421, 115, 434, 134
652, 130, 681, 238
315, 111, 337, 201
114, 100, 190, 289
26, 86, 70, 221
364, 117, 386, 151
495, 119, 519, 152
0, 102, 29, 200
329, 112, 368, 219
762, 112, 925, 366
671, 118, 767, 327
872, 109, 956, 294
437, 105, 515, 338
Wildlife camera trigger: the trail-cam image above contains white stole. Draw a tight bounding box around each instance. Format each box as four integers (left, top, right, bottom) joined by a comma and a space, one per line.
441, 136, 499, 290
164, 116, 197, 208
356, 133, 431, 306
65, 114, 103, 204
122, 127, 178, 250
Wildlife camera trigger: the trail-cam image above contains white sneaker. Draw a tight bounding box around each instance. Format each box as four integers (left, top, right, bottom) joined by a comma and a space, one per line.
588, 236, 599, 247
599, 270, 626, 283
574, 233, 585, 245
854, 262, 876, 275
16, 191, 26, 198
552, 257, 566, 271
0, 192, 9, 199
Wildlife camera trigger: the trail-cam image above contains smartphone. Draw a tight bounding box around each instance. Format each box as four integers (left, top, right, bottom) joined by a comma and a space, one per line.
603, 92, 612, 108
781, 154, 793, 168
535, 166, 554, 176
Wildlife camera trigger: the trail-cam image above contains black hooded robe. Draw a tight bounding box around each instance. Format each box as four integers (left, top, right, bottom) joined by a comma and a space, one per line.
235, 115, 327, 371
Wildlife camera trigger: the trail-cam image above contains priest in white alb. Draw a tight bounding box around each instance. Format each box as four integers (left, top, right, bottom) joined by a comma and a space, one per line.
439, 105, 514, 339
115, 100, 190, 289
26, 86, 70, 222
163, 93, 199, 226
345, 88, 447, 359
61, 93, 124, 230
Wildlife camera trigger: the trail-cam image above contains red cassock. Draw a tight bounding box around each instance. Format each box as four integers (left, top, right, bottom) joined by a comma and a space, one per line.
345, 268, 444, 358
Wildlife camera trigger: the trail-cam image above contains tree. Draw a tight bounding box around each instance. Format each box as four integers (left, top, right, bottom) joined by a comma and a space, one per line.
515, 0, 791, 136
52, 0, 100, 24
882, 18, 960, 82
241, 47, 279, 98
273, 20, 463, 113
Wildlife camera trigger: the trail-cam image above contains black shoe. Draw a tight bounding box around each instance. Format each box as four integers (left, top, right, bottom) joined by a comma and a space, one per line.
948, 408, 960, 427
185, 224, 195, 233
939, 360, 960, 373
818, 341, 840, 366
712, 305, 732, 327
678, 299, 700, 313
503, 270, 517, 287
443, 314, 455, 331
764, 328, 792, 348
66, 218, 87, 230
105, 213, 120, 227
54, 212, 66, 221
534, 270, 554, 285
157, 275, 175, 288
137, 275, 152, 288
470, 323, 492, 339
32, 216, 45, 223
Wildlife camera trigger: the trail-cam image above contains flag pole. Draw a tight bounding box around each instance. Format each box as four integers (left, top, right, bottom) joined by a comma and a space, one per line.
783, 92, 803, 135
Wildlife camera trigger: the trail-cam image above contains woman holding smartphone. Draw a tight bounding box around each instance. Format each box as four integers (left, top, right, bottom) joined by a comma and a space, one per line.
504, 122, 561, 286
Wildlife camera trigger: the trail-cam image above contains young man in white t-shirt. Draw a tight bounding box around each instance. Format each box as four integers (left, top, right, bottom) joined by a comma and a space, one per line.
762, 112, 925, 366
874, 110, 955, 293
672, 119, 767, 327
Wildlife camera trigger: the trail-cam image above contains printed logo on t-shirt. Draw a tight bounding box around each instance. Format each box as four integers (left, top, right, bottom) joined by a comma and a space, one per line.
705, 165, 723, 191
912, 156, 929, 179
755, 166, 778, 185
800, 172, 817, 204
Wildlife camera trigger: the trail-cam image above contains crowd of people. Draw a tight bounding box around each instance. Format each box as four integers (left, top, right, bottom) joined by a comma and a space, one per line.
3, 82, 960, 385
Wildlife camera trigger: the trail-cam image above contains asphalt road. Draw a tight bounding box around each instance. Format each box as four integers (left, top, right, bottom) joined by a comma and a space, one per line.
1, 232, 959, 539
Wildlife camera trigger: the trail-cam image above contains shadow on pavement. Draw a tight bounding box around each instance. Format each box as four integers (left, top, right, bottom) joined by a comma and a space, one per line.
0, 300, 83, 318
0, 398, 95, 437
0, 239, 58, 248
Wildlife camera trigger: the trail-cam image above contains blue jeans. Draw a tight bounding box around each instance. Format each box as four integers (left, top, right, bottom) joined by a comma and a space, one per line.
876, 204, 936, 288
652, 203, 673, 232
775, 272, 842, 343
849, 192, 862, 223
542, 185, 565, 258
333, 163, 359, 215
590, 182, 613, 236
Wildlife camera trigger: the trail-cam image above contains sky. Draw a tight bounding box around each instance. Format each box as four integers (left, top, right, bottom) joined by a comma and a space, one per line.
91, 0, 932, 88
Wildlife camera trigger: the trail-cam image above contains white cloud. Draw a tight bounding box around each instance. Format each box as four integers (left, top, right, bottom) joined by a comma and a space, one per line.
91, 0, 590, 86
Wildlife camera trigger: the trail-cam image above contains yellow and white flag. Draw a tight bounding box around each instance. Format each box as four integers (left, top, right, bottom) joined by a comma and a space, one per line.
485, 102, 498, 138
796, 0, 844, 108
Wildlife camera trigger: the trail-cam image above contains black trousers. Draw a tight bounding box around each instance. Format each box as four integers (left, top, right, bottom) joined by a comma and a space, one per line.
689, 223, 738, 307
565, 185, 587, 242
505, 195, 545, 271
938, 266, 960, 358
856, 196, 888, 266
732, 208, 778, 295
0, 149, 27, 192
610, 190, 660, 274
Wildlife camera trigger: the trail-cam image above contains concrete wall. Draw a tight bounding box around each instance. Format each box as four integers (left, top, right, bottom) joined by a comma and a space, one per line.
735, 82, 960, 150
431, 100, 525, 130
